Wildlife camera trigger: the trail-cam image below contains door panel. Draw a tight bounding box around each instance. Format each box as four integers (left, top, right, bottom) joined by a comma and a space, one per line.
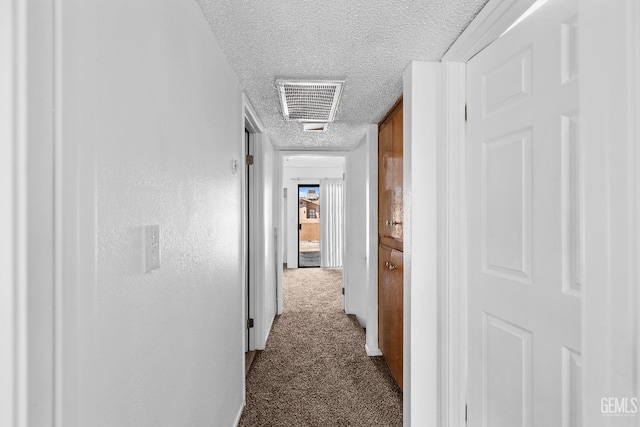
378, 106, 403, 249
466, 0, 580, 425
378, 98, 404, 390
389, 108, 403, 242
378, 245, 403, 389
378, 122, 393, 239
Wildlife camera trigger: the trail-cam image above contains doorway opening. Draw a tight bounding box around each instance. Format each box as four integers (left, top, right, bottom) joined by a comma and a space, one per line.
244, 127, 256, 365
298, 184, 321, 268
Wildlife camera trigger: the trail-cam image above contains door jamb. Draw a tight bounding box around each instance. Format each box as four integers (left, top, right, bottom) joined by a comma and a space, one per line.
580, 1, 640, 422
243, 95, 264, 352
296, 183, 321, 269
276, 151, 346, 315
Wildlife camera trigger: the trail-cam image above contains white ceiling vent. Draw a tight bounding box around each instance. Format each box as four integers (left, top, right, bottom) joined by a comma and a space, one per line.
277, 80, 345, 123
302, 123, 328, 132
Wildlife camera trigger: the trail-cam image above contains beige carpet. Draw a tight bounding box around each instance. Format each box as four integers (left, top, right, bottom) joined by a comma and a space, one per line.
239, 268, 402, 426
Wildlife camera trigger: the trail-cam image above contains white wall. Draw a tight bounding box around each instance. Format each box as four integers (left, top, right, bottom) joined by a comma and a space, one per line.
282, 158, 344, 268
59, 0, 245, 425
345, 136, 369, 326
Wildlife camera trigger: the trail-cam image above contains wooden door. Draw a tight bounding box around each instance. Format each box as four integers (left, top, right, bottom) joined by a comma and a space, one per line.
378, 104, 403, 250
466, 0, 580, 425
378, 98, 403, 390
378, 247, 403, 389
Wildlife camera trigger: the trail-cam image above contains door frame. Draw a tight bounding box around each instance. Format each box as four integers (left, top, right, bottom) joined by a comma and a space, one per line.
3, 0, 59, 424
297, 183, 321, 269
276, 151, 346, 314
243, 95, 265, 352
425, 0, 640, 426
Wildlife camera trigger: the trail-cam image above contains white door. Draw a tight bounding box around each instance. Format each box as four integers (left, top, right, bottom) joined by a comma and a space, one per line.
466, 0, 581, 425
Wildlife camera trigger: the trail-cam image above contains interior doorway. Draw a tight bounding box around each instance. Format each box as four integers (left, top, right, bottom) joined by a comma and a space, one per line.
245, 128, 255, 353
298, 184, 321, 268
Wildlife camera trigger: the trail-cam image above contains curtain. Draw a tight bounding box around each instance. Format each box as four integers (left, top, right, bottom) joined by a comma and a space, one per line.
320, 178, 344, 267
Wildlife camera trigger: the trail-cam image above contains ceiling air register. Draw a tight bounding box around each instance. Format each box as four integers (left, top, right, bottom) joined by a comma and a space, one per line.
277, 80, 345, 131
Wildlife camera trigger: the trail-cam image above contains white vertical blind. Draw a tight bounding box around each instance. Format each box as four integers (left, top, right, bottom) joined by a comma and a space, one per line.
320, 178, 344, 267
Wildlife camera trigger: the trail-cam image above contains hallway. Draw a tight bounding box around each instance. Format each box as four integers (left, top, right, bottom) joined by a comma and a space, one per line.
240, 269, 402, 426
5, 1, 639, 425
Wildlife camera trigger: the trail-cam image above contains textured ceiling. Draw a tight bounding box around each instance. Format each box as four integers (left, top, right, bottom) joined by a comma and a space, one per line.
197, 0, 488, 150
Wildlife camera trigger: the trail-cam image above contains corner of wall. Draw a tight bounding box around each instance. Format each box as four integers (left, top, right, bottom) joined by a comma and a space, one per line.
365, 124, 380, 355
403, 61, 442, 427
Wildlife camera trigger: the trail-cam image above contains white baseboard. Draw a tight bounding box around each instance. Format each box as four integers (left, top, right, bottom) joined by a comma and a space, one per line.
365, 344, 382, 356
233, 402, 244, 427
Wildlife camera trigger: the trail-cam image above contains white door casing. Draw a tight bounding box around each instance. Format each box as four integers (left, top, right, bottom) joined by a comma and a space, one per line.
466, 0, 581, 425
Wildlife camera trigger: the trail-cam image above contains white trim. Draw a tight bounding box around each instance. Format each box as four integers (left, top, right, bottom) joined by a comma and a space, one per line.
365, 344, 382, 357
364, 124, 380, 356
0, 1, 17, 424
244, 93, 264, 134
442, 0, 536, 62
4, 1, 57, 425
252, 132, 270, 350
403, 61, 441, 427
244, 94, 279, 351
276, 153, 284, 315
247, 131, 256, 351
440, 62, 467, 427
263, 308, 276, 347
233, 402, 245, 427
342, 160, 350, 314
243, 94, 265, 352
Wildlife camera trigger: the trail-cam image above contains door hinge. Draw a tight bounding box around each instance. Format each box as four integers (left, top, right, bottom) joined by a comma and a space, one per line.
342, 288, 345, 295
465, 403, 468, 424
247, 318, 254, 329
464, 104, 468, 122
246, 154, 254, 166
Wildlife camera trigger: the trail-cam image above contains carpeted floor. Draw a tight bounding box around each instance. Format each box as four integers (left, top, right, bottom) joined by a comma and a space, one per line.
239, 268, 402, 426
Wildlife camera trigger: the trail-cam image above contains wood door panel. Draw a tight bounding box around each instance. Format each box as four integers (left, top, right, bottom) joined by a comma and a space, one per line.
378, 122, 393, 237
379, 102, 403, 243
378, 97, 403, 390
378, 245, 392, 358
378, 245, 403, 390
389, 107, 403, 241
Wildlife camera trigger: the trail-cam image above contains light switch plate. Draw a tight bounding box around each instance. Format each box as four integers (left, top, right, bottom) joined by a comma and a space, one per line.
144, 224, 160, 273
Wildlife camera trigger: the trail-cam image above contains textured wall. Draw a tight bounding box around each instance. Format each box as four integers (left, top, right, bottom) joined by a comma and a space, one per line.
89, 0, 244, 425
